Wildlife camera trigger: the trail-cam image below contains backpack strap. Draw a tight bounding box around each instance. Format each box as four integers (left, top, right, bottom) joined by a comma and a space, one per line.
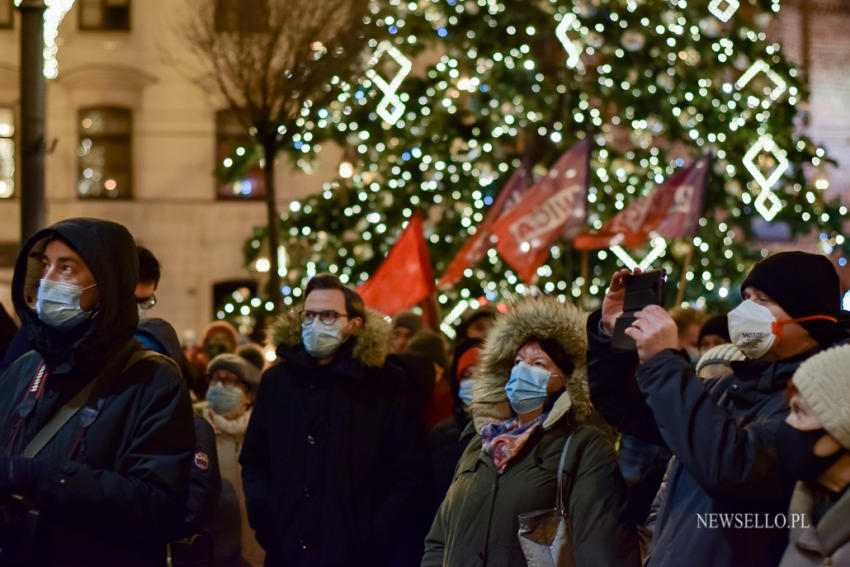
21, 346, 175, 459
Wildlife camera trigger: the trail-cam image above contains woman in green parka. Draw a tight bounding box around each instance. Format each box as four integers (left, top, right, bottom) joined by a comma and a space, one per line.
422, 296, 640, 567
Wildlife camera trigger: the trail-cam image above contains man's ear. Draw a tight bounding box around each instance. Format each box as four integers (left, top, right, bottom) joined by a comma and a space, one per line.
348, 316, 365, 335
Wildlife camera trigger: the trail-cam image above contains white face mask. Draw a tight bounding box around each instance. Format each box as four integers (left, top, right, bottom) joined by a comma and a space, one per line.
727, 300, 777, 359
138, 305, 150, 321
302, 319, 345, 359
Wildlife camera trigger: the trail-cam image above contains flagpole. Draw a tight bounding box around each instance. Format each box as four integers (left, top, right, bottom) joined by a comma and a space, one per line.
674, 241, 695, 306
580, 250, 589, 308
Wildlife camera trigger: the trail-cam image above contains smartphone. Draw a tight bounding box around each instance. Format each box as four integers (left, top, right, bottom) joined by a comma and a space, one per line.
611, 270, 666, 350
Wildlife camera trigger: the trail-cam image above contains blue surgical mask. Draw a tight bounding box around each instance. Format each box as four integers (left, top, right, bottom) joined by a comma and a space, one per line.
302, 320, 345, 359
505, 361, 551, 414
206, 384, 244, 415
36, 278, 97, 330
458, 379, 475, 406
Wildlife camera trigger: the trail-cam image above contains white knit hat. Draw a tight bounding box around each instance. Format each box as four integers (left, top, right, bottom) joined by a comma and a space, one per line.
695, 343, 746, 375
792, 343, 850, 450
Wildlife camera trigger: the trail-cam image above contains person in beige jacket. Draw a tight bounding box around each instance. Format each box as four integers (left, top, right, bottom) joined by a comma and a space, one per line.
778, 343, 850, 567
203, 353, 263, 566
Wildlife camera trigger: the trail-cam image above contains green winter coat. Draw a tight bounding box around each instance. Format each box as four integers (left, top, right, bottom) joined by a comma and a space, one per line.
422, 296, 639, 567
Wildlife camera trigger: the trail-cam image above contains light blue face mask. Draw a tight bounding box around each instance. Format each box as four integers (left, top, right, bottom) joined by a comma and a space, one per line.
206, 384, 244, 415
505, 361, 551, 414
302, 320, 345, 359
36, 279, 97, 330
458, 379, 475, 406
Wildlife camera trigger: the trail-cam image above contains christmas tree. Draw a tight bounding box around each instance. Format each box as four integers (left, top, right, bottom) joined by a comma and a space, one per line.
225, 0, 847, 326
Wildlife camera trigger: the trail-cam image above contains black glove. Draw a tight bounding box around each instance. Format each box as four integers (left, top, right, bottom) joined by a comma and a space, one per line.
0, 457, 43, 495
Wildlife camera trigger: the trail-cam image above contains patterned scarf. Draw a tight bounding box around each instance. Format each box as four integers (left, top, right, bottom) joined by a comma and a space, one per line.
481, 413, 546, 475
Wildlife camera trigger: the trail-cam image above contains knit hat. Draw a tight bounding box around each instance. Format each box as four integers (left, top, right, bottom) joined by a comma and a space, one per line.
695, 343, 746, 375
207, 353, 261, 395
236, 343, 265, 371
792, 344, 850, 450
741, 252, 843, 346
407, 331, 449, 370
393, 311, 423, 334
698, 315, 730, 346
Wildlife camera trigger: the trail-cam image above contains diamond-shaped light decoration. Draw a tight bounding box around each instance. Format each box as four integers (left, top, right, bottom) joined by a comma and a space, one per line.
742, 135, 789, 221
610, 236, 668, 271
735, 60, 787, 109
365, 41, 412, 125
754, 189, 783, 221
555, 13, 585, 71
708, 0, 740, 22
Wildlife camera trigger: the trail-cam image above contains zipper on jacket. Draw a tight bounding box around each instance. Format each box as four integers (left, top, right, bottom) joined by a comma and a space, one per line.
481, 473, 500, 566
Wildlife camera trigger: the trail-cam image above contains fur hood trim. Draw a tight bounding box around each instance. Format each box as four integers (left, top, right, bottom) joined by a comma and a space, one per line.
266, 306, 391, 368
472, 295, 590, 433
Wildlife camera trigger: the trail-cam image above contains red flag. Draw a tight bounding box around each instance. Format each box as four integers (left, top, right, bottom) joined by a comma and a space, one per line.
490, 138, 591, 284
437, 166, 532, 287
357, 211, 435, 316
573, 156, 712, 250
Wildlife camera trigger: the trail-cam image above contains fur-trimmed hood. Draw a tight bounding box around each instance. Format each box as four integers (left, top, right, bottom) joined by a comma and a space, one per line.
266, 306, 391, 368
472, 295, 589, 433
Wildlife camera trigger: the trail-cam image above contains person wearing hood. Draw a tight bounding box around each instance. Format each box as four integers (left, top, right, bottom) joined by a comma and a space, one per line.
776, 343, 850, 566
587, 251, 849, 567
0, 218, 194, 566
239, 274, 429, 566
423, 295, 639, 567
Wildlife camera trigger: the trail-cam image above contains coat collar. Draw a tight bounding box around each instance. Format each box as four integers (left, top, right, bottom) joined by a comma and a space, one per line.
789, 481, 850, 555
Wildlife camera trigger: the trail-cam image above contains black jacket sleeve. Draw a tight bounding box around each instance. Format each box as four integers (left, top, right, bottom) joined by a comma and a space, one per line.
178, 416, 221, 537
239, 367, 274, 549
568, 427, 641, 567
635, 349, 792, 500
585, 311, 664, 445
32, 361, 194, 544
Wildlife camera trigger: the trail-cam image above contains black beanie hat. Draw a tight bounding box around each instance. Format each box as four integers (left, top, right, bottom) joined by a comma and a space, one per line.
698, 315, 730, 346
741, 251, 843, 345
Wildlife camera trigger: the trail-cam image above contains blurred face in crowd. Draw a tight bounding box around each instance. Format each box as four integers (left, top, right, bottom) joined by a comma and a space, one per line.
135, 280, 157, 310
304, 288, 362, 341
699, 333, 728, 353
40, 239, 99, 312
513, 341, 566, 395
785, 388, 850, 490
743, 287, 817, 359
466, 316, 494, 340
210, 368, 251, 405
391, 326, 414, 353
679, 323, 701, 353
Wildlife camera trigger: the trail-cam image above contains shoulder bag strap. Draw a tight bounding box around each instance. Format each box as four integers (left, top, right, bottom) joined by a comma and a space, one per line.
556, 426, 588, 514
21, 346, 168, 458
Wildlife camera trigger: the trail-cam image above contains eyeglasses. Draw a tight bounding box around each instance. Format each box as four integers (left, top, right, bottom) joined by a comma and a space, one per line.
136, 294, 157, 310
301, 310, 348, 325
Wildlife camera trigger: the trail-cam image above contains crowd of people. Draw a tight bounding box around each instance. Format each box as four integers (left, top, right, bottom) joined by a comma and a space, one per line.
1, 217, 849, 567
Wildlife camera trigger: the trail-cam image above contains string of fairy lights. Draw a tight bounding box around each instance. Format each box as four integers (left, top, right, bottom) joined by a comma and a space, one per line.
217, 0, 846, 327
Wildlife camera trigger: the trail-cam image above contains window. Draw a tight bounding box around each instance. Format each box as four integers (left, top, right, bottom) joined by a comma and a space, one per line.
214, 0, 269, 32
0, 0, 13, 29
77, 107, 132, 199
0, 107, 13, 199
215, 109, 265, 200
79, 0, 130, 31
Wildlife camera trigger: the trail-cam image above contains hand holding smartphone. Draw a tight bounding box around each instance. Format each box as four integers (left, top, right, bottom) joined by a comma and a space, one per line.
611, 270, 666, 350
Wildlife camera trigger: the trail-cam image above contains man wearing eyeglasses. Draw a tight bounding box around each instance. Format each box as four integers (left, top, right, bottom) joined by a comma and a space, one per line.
135, 246, 159, 321
240, 273, 429, 566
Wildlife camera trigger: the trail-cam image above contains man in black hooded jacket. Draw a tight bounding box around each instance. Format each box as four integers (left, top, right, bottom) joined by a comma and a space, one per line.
0, 218, 194, 567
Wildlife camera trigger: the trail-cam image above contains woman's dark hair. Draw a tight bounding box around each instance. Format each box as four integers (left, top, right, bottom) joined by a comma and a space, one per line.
520, 337, 575, 414
449, 337, 485, 426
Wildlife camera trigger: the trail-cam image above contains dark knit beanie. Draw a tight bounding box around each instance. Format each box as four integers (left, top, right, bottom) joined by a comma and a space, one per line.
741, 251, 843, 345
407, 331, 449, 370
698, 315, 730, 345
393, 311, 423, 334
